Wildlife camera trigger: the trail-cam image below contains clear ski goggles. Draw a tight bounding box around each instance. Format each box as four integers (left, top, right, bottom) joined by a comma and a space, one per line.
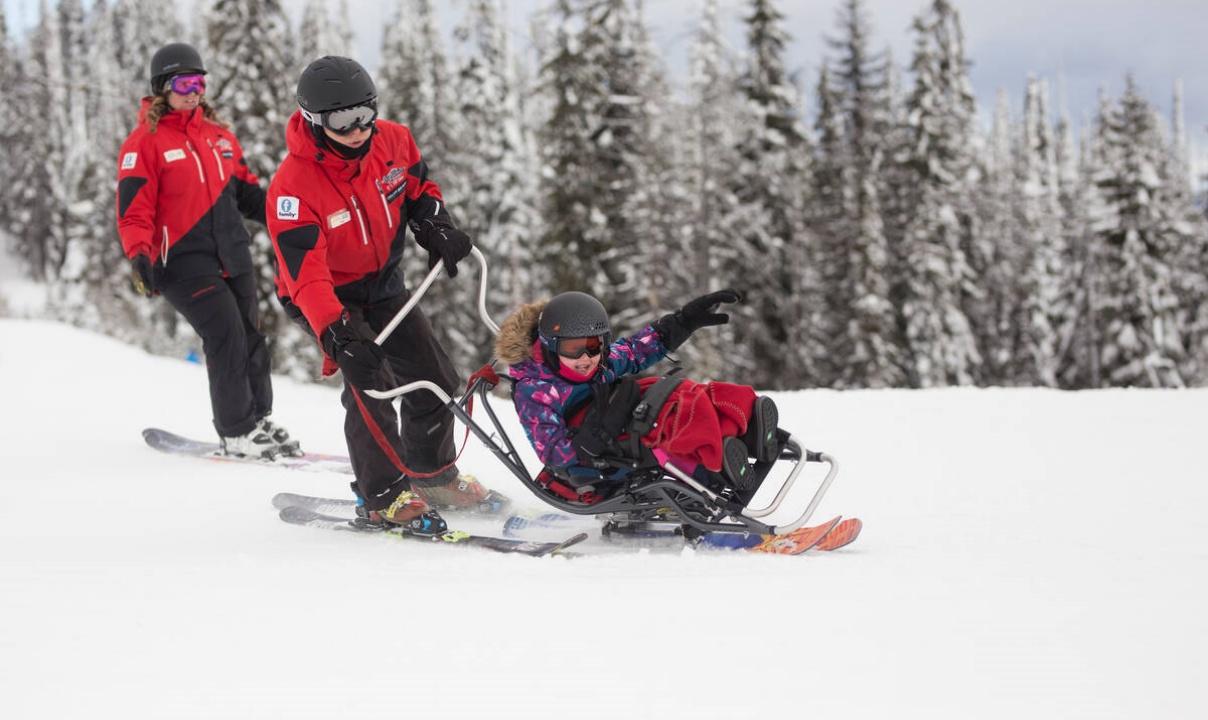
556, 336, 605, 359
167, 74, 206, 95
307, 101, 378, 136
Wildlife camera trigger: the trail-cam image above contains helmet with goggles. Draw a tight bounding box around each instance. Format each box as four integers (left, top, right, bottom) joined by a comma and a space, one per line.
538, 292, 612, 366
149, 42, 207, 95
297, 56, 378, 135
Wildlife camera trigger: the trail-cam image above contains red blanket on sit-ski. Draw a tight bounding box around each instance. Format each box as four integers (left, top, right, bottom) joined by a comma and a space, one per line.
569, 378, 756, 473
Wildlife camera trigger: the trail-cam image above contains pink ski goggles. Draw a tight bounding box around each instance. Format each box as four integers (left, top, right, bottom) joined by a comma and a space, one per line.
167, 74, 206, 95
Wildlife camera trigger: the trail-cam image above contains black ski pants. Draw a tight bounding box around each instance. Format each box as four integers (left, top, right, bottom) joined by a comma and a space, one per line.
162, 273, 272, 438
342, 292, 461, 511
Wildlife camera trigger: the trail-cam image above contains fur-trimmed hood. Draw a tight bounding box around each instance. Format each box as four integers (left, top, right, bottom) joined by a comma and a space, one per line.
495, 299, 548, 365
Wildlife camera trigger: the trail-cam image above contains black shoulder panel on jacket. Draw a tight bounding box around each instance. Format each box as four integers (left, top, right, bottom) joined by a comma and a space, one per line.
117, 177, 148, 218
277, 224, 320, 281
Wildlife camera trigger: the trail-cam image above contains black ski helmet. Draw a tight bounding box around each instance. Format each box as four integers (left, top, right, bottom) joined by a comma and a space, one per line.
297, 56, 377, 118
538, 292, 612, 362
149, 42, 206, 95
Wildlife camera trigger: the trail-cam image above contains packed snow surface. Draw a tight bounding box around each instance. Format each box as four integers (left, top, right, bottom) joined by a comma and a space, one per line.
1, 319, 1204, 719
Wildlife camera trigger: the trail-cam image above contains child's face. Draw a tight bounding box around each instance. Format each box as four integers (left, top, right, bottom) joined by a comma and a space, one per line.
563, 351, 601, 376
556, 335, 604, 377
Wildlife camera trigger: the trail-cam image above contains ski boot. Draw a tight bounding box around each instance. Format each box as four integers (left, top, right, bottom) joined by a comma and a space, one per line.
257, 416, 302, 458
220, 424, 278, 460
742, 396, 781, 463
412, 470, 511, 515
355, 491, 447, 536
721, 436, 756, 492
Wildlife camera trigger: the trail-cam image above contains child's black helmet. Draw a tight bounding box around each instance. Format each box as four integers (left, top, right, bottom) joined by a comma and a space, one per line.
538, 291, 612, 358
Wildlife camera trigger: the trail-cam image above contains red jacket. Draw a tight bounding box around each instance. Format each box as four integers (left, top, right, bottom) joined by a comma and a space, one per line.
115, 98, 265, 280
267, 111, 451, 339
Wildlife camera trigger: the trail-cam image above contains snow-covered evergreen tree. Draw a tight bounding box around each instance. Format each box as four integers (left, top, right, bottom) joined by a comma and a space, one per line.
1008, 76, 1063, 386
67, 0, 148, 337
968, 88, 1015, 384
677, 0, 744, 378
8, 0, 68, 282
628, 0, 689, 324
1051, 100, 1092, 387
0, 5, 19, 249
572, 0, 660, 332
536, 0, 602, 299
296, 0, 352, 69
442, 0, 540, 366
896, 0, 982, 387
111, 0, 183, 102
728, 0, 812, 389
821, 0, 904, 388
378, 0, 456, 165
1086, 77, 1188, 387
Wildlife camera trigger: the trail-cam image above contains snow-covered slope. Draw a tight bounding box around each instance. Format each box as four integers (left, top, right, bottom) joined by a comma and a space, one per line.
1, 319, 1204, 719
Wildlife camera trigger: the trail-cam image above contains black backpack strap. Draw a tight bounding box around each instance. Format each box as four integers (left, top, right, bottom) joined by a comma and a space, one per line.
624, 369, 684, 460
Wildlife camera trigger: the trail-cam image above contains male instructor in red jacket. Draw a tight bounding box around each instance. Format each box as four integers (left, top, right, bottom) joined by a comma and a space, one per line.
267, 56, 504, 533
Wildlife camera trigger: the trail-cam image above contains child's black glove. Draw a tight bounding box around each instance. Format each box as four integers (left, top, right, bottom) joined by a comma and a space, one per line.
571, 378, 642, 467
651, 289, 743, 351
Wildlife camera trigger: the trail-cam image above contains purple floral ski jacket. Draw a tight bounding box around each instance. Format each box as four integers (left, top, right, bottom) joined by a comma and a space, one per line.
507, 327, 667, 468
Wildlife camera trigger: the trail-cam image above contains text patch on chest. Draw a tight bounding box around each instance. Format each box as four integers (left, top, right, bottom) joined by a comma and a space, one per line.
327, 209, 352, 229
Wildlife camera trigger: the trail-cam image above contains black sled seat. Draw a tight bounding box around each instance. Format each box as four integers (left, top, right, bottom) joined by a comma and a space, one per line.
362, 249, 841, 538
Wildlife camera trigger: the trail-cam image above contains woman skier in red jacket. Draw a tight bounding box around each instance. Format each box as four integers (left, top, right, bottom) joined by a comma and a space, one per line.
267, 56, 504, 534
115, 42, 298, 459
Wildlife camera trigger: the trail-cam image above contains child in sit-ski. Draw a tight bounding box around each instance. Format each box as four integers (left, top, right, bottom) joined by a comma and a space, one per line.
494, 289, 781, 494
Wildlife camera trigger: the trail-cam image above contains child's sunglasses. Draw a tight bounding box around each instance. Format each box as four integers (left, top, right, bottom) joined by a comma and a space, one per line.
168, 74, 206, 95
556, 336, 604, 359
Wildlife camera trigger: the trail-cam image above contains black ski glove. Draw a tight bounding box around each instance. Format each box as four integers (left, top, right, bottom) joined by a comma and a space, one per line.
571, 378, 642, 467
322, 311, 387, 389
412, 218, 473, 278
129, 253, 157, 297
651, 289, 743, 351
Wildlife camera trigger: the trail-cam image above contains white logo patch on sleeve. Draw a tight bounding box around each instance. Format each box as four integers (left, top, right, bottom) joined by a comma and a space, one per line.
327, 209, 352, 229
276, 196, 300, 221
121, 152, 138, 170
163, 148, 186, 163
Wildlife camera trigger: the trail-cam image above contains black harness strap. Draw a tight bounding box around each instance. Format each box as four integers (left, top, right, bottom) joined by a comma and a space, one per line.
625, 370, 684, 460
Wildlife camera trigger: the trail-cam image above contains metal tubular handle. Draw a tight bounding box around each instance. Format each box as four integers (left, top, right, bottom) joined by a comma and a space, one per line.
365, 246, 498, 401
373, 246, 498, 347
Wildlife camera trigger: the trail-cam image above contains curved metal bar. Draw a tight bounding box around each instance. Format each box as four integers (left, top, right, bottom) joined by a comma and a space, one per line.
365, 379, 452, 402
752, 447, 839, 534
373, 246, 498, 347
742, 436, 809, 519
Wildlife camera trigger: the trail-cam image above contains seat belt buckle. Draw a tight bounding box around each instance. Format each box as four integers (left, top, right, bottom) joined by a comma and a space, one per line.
631, 401, 650, 423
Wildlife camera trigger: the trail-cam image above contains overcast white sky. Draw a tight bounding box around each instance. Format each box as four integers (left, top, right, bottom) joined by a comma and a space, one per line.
5, 0, 1207, 155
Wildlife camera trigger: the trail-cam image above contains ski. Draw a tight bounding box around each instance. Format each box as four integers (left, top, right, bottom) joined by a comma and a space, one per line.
144, 428, 352, 474
278, 506, 587, 557
271, 490, 513, 518
518, 508, 859, 555
747, 516, 843, 555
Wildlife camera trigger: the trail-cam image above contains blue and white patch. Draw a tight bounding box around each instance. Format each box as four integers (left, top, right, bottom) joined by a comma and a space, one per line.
276, 196, 300, 221
121, 152, 138, 170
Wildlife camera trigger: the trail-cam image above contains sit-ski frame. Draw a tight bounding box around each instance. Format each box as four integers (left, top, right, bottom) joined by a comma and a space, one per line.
364, 248, 840, 536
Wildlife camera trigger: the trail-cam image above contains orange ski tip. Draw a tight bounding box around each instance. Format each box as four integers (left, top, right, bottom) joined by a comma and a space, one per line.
815, 517, 863, 552
750, 516, 842, 555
